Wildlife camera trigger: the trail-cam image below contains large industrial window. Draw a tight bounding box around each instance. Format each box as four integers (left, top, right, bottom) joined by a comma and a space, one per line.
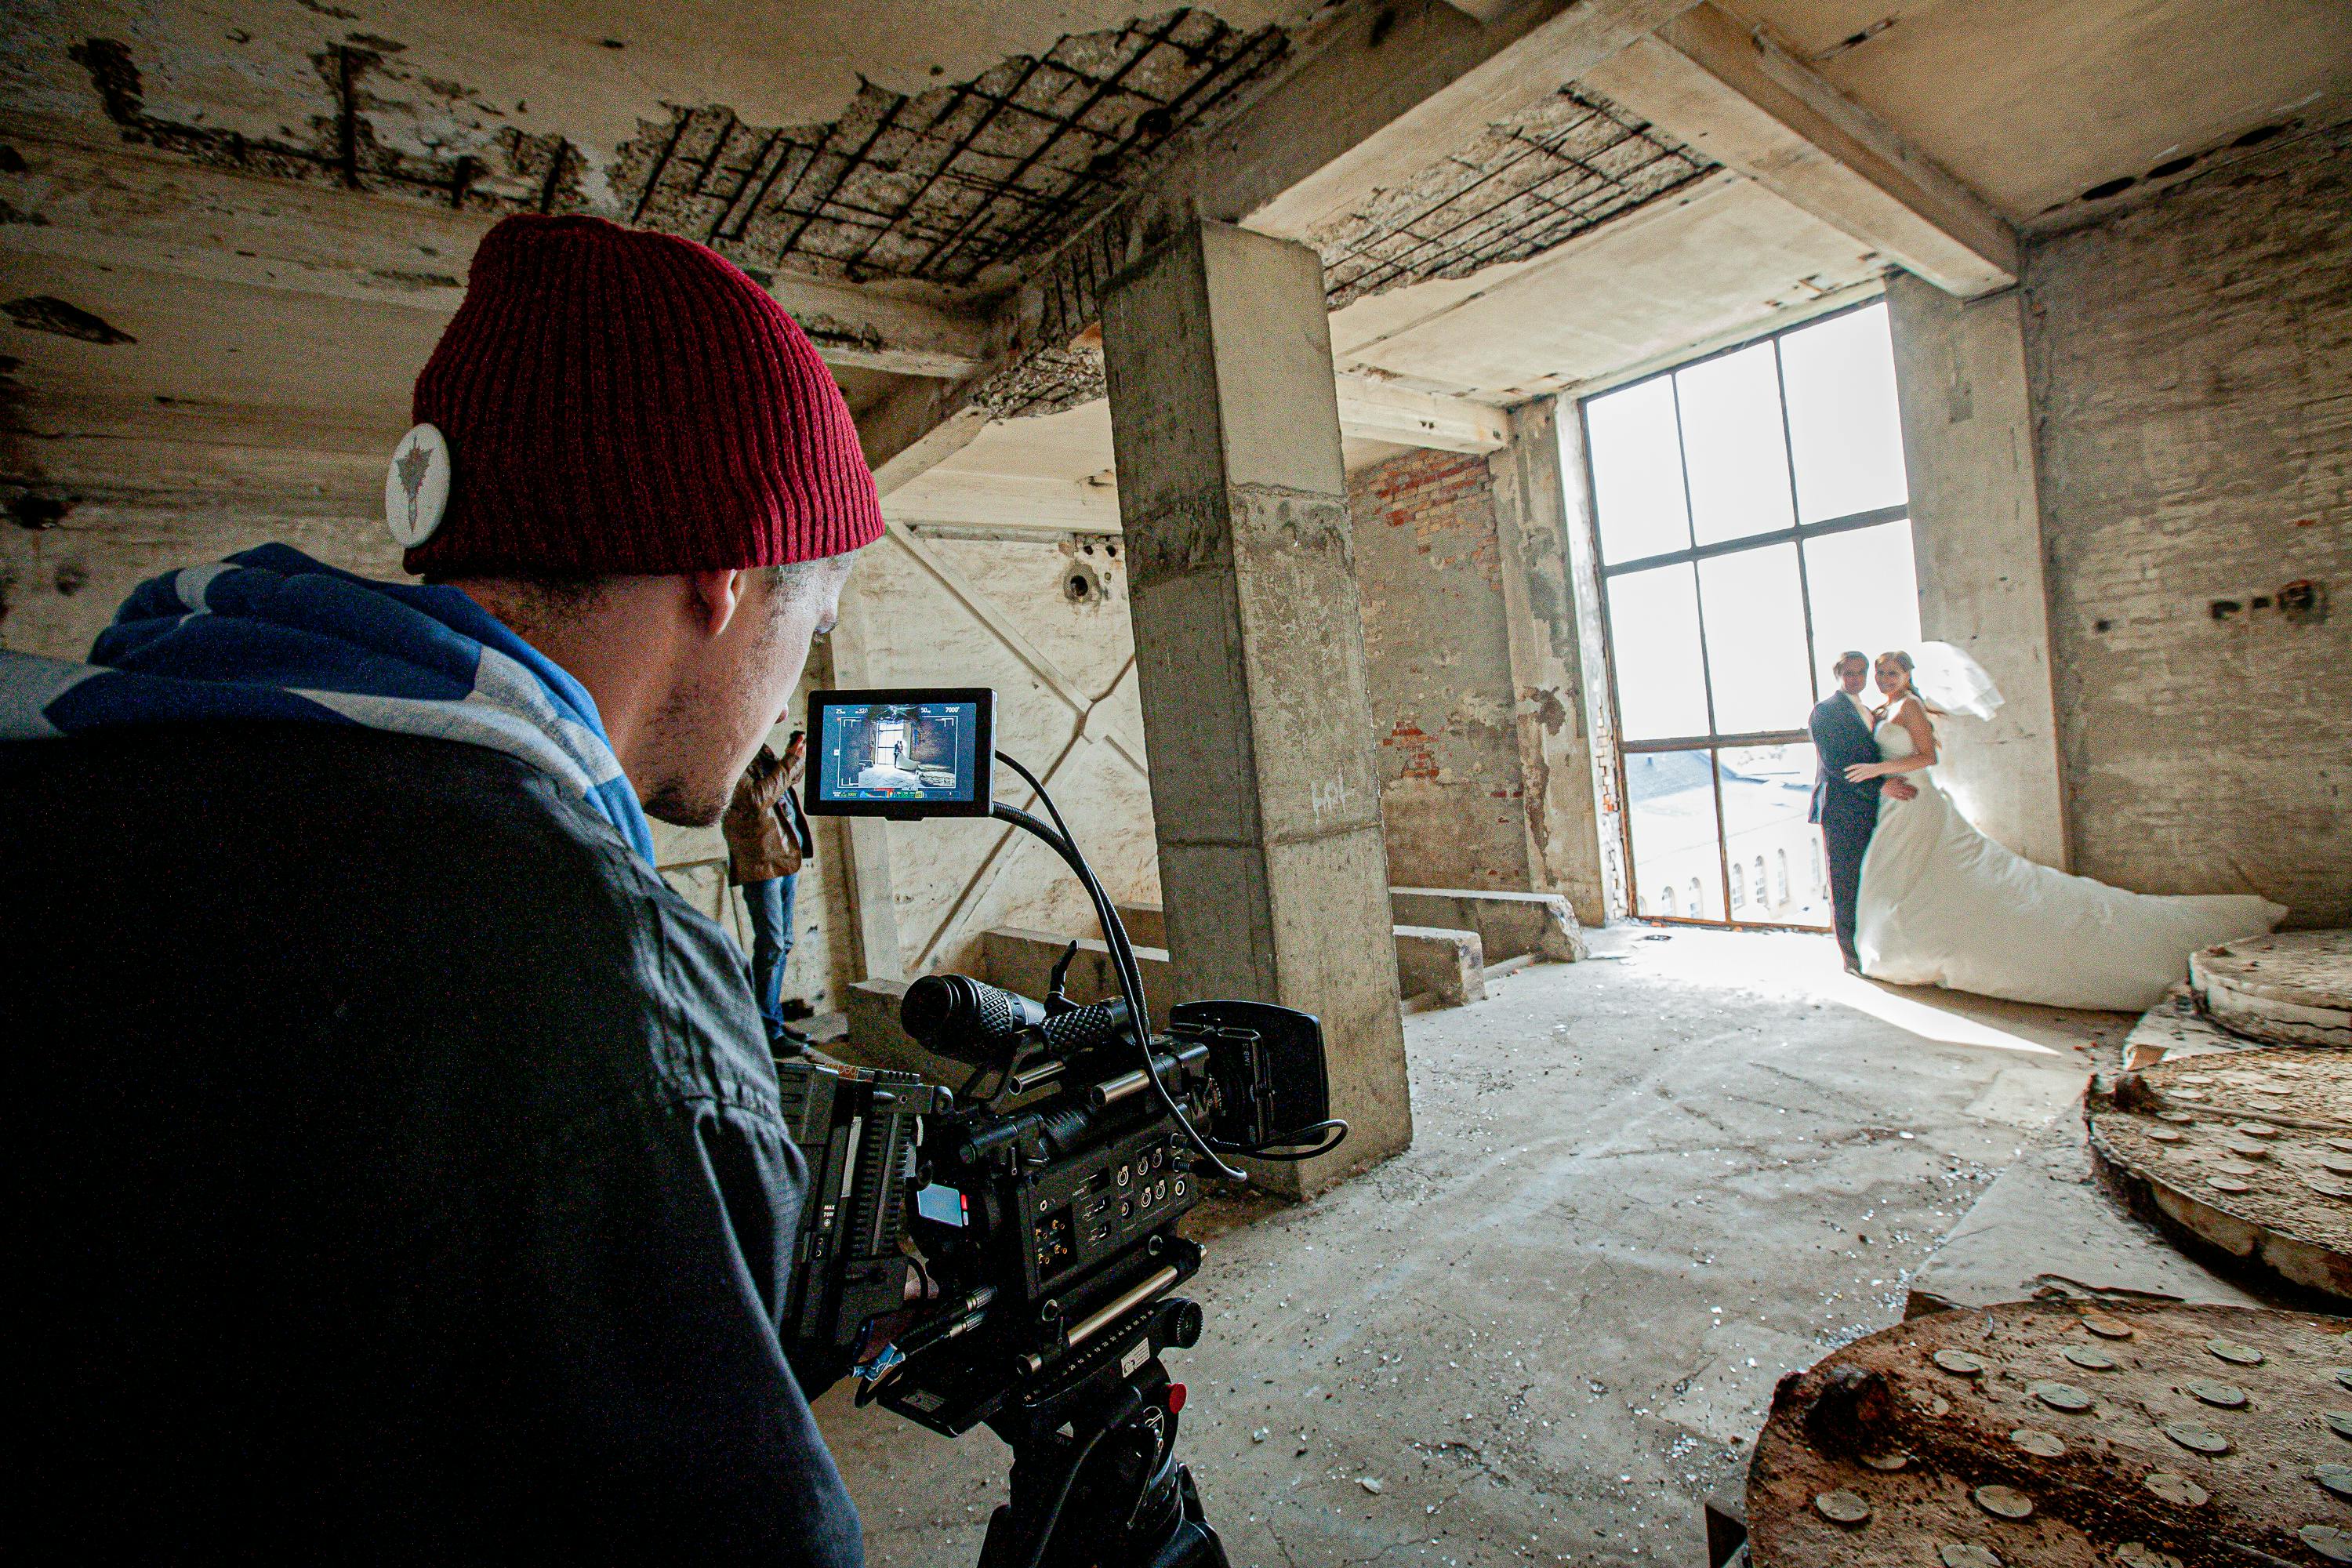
1582, 300, 1921, 928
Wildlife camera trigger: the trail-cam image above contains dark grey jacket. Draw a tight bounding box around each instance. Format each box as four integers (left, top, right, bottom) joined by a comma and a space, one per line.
2, 723, 859, 1563
1807, 691, 1883, 830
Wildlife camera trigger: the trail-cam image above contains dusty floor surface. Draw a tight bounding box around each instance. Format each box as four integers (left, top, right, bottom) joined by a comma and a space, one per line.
815, 925, 2134, 1566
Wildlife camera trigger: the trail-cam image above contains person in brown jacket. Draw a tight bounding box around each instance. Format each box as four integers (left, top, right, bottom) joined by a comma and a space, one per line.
724, 727, 813, 1042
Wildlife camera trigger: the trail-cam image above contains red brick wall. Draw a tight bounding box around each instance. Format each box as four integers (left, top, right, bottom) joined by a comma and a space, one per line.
1349, 448, 1530, 890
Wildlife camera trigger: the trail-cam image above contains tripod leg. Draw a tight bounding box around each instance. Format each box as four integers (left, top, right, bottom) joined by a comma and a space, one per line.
1137, 1465, 1229, 1568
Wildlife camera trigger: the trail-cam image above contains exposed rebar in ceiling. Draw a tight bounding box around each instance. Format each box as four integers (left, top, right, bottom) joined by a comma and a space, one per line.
615, 9, 1288, 287
1313, 88, 1717, 310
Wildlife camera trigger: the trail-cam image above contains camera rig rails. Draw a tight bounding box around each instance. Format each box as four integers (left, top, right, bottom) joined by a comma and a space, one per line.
780, 688, 1347, 1568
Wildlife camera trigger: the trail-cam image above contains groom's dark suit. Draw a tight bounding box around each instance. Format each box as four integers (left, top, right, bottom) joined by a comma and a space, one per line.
1809, 691, 1882, 969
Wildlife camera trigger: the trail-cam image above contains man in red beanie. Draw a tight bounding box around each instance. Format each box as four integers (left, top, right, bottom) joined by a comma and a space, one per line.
2, 216, 881, 1562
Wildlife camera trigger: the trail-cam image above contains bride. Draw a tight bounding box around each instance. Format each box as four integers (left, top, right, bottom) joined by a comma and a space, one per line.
1843, 648, 2283, 1011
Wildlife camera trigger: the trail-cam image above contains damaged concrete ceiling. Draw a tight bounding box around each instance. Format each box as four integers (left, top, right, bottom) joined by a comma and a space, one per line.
3, 0, 2347, 531
5, 2, 1309, 291
1736, 0, 2352, 222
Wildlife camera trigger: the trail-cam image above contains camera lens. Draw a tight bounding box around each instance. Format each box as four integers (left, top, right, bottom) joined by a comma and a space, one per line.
900, 974, 1046, 1062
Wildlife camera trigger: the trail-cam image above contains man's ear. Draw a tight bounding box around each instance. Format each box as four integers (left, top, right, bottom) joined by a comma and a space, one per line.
683, 568, 749, 639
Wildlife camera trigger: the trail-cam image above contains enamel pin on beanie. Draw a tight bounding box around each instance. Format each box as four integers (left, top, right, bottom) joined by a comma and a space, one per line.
384, 423, 452, 548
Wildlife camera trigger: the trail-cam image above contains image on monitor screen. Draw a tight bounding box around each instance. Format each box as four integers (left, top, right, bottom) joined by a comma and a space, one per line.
815, 698, 983, 807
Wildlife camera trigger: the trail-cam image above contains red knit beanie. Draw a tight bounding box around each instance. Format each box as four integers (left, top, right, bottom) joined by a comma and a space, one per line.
403, 214, 883, 578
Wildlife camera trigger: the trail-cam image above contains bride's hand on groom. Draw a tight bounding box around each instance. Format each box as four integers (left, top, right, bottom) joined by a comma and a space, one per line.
1844, 761, 1882, 783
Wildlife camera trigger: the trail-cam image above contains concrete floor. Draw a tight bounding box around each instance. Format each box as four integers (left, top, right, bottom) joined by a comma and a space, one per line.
815, 925, 2134, 1566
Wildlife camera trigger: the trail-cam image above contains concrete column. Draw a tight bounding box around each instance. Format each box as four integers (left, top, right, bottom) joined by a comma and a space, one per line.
1100, 220, 1410, 1197
1489, 395, 1613, 926
1886, 270, 2069, 869
1555, 401, 1634, 920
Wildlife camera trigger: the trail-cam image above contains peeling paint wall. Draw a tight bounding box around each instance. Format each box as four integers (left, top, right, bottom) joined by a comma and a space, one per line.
2024, 118, 2352, 926
1348, 447, 1527, 890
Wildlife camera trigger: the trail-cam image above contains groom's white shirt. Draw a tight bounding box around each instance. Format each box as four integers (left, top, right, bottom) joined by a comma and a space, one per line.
1845, 690, 1873, 728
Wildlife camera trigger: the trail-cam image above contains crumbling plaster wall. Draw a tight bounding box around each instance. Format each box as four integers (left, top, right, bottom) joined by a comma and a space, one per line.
2023, 118, 2352, 925
1348, 447, 1527, 890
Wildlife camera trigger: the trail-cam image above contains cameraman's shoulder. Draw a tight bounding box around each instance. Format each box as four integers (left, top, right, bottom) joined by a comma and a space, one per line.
332, 730, 776, 1114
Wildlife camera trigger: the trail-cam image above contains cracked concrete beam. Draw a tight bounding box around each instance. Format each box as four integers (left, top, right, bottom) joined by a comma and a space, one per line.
880, 471, 1122, 532
1579, 2, 2017, 296
1335, 377, 1508, 454
875, 378, 1504, 528
855, 377, 996, 497
0, 111, 996, 379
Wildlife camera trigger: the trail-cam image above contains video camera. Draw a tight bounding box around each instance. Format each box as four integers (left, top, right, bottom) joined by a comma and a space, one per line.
779, 688, 1345, 1568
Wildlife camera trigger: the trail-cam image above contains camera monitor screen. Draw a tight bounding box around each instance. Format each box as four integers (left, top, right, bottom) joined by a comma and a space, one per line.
804, 688, 994, 818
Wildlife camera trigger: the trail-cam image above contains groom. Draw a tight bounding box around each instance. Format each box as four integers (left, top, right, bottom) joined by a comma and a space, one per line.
1809, 650, 1914, 972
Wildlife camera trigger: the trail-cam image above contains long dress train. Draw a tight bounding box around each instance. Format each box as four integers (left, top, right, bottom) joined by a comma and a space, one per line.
1853, 714, 2284, 1011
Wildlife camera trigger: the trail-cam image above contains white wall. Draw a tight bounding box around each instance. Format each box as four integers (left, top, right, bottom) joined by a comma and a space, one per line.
1886, 271, 2071, 869
828, 524, 1160, 980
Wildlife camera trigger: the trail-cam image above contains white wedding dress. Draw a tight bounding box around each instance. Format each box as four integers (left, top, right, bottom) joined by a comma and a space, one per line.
1853, 706, 2285, 1011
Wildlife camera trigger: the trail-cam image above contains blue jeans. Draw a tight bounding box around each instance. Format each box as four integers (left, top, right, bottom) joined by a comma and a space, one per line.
742, 873, 798, 1029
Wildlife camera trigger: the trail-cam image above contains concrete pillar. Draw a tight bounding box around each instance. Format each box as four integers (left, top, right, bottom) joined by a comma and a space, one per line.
1489, 395, 1614, 926
1100, 219, 1411, 1197
1554, 401, 1634, 920
1885, 270, 2069, 869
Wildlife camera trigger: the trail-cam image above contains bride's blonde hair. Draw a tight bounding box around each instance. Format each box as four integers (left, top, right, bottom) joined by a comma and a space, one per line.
1877, 650, 1947, 717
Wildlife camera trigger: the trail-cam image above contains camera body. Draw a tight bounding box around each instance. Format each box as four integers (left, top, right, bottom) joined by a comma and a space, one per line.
786, 685, 1342, 1565
775, 984, 1327, 1437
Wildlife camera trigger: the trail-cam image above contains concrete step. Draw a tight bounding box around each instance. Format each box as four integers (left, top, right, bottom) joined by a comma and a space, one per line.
1388, 886, 1588, 964
1112, 903, 1487, 1011
1392, 924, 1486, 1008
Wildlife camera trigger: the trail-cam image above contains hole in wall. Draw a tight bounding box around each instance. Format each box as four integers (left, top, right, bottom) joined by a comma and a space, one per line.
2232, 122, 2285, 149
2080, 175, 2136, 201
2147, 154, 2198, 179
1065, 562, 1103, 604
6, 492, 71, 530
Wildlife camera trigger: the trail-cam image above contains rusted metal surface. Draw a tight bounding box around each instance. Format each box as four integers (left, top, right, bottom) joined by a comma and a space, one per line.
2088, 1049, 2352, 1305
1748, 1300, 2352, 1566
2191, 932, 2352, 1049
